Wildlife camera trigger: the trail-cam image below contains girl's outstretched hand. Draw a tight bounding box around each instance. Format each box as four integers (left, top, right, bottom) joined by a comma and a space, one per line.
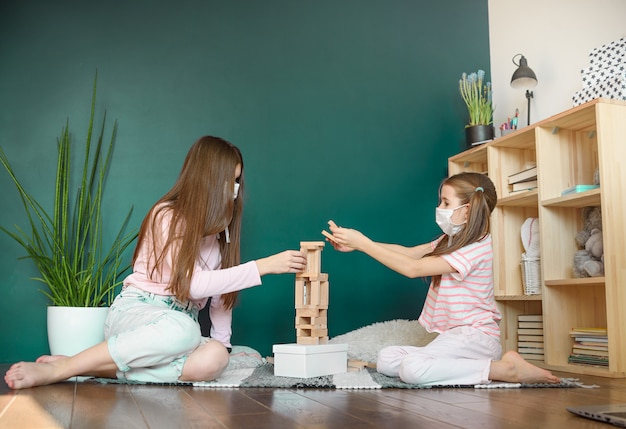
256, 250, 306, 276
322, 220, 367, 252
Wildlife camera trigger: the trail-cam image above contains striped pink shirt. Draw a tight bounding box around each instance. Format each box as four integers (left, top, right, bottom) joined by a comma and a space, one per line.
418, 235, 501, 338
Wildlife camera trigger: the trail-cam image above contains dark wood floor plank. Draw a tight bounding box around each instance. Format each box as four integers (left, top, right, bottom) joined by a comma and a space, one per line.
184, 387, 274, 416
367, 388, 542, 429
73, 382, 148, 429
294, 388, 460, 428
242, 389, 377, 428
129, 385, 226, 429
183, 387, 308, 429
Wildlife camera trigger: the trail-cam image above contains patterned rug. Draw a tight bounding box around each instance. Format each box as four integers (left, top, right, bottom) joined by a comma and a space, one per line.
191, 363, 591, 389
84, 345, 595, 389
89, 362, 592, 389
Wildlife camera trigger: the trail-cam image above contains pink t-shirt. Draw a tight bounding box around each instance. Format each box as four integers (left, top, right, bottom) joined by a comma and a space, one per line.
123, 207, 262, 347
418, 235, 501, 339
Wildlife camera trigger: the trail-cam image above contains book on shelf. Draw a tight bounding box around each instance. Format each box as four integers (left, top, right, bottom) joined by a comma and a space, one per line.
508, 166, 537, 184
568, 354, 609, 366
518, 348, 543, 356
517, 328, 543, 335
518, 335, 544, 342
572, 348, 609, 357
518, 321, 543, 329
510, 180, 538, 192
518, 341, 544, 349
573, 342, 608, 351
518, 314, 543, 322
561, 184, 599, 196
520, 353, 544, 361
570, 327, 607, 336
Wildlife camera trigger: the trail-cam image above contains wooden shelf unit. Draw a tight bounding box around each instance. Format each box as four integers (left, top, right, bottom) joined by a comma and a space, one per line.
448, 99, 626, 377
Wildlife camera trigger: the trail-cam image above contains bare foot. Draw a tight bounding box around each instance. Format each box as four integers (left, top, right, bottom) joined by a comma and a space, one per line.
490, 351, 561, 384
4, 361, 67, 389
36, 355, 68, 363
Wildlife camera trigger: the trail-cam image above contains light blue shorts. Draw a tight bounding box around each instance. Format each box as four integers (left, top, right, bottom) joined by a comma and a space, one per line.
104, 286, 204, 383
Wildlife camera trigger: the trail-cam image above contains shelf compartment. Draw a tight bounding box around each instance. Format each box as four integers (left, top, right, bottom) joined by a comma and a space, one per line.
544, 277, 605, 287
447, 144, 487, 175
542, 283, 607, 369
542, 187, 601, 208
535, 124, 599, 202
498, 189, 538, 207
492, 205, 540, 297
496, 300, 542, 358
488, 142, 537, 200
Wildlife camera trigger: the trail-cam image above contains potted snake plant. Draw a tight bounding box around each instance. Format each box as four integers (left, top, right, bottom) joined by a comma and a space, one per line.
0, 72, 137, 356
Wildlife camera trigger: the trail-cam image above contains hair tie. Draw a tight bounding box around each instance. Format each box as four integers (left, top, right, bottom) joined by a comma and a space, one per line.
475, 186, 484, 193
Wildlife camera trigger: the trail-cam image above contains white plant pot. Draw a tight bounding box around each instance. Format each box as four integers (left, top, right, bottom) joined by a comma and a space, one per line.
47, 306, 109, 356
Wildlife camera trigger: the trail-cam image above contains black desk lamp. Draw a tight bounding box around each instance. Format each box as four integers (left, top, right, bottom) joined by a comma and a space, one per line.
510, 54, 538, 126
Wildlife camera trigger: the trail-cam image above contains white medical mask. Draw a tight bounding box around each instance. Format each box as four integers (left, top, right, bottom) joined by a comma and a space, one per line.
233, 182, 240, 199
436, 204, 467, 236
221, 183, 240, 244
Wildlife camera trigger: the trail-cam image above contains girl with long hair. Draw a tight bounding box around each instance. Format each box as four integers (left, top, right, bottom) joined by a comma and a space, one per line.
5, 136, 306, 389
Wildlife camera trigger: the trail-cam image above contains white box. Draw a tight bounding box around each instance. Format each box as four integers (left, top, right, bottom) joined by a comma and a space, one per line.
273, 343, 348, 378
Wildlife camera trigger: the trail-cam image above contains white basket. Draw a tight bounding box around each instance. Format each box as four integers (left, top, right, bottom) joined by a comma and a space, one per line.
521, 256, 542, 295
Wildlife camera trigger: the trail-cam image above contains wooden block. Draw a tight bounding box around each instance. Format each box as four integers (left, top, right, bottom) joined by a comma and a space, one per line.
320, 281, 329, 307
310, 280, 321, 306
296, 308, 327, 318
300, 241, 324, 275
300, 241, 326, 250
296, 272, 328, 281
296, 336, 329, 345
297, 328, 328, 338
321, 230, 338, 243
347, 359, 377, 369
295, 316, 327, 328
295, 279, 305, 308
296, 316, 328, 328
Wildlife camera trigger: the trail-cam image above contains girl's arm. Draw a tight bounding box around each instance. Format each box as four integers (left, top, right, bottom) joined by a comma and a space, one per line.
327, 221, 453, 279
208, 295, 233, 348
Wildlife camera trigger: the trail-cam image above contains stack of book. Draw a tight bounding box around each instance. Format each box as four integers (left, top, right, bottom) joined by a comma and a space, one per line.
508, 166, 538, 192
517, 314, 544, 360
568, 328, 609, 367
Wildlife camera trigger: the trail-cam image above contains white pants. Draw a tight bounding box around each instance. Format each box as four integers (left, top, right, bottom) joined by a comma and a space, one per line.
377, 326, 502, 386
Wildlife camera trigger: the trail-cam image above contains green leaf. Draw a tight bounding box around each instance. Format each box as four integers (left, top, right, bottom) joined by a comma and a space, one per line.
0, 72, 138, 307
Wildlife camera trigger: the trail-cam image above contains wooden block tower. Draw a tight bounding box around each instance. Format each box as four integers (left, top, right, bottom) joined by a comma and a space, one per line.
295, 241, 329, 345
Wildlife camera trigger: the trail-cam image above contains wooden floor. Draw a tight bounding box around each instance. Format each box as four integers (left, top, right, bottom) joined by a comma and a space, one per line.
2, 364, 626, 428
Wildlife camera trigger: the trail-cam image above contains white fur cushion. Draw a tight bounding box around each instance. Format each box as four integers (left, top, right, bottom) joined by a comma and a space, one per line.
329, 319, 438, 363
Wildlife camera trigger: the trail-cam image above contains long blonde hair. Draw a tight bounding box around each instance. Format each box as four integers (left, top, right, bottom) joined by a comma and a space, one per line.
133, 136, 244, 308
428, 172, 497, 287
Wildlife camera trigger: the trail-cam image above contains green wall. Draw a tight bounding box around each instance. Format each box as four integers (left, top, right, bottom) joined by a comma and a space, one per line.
0, 0, 490, 362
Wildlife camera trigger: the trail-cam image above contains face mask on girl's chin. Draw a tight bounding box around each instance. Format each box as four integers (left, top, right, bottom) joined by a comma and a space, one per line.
435, 205, 467, 237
